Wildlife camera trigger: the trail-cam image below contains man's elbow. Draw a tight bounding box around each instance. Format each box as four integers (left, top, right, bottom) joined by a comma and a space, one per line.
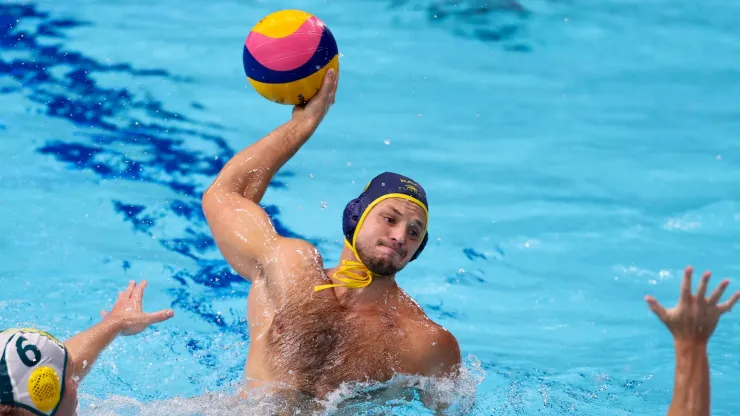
201, 187, 233, 220
201, 189, 217, 220
201, 183, 221, 205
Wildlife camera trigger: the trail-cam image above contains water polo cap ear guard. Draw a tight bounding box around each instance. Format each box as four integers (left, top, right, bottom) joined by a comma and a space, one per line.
0, 328, 68, 416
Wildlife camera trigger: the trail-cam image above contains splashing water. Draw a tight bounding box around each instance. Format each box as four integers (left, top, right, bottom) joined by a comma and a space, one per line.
77, 357, 485, 416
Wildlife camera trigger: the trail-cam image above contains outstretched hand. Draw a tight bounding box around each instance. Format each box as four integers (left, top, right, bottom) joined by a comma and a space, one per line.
646, 266, 740, 344
291, 68, 338, 128
101, 280, 174, 336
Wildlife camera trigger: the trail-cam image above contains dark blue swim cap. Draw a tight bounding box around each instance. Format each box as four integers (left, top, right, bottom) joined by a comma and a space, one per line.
342, 172, 429, 261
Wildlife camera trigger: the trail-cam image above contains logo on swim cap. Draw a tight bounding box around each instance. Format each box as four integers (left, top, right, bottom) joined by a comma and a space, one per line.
0, 328, 68, 416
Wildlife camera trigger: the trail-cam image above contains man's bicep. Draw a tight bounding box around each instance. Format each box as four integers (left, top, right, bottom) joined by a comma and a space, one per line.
202, 191, 280, 280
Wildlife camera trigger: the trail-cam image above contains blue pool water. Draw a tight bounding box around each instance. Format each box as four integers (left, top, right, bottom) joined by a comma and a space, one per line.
1, 0, 740, 414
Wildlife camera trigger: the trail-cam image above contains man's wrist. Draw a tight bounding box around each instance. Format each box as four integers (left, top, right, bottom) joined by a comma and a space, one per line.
674, 339, 708, 362
288, 115, 320, 137
674, 339, 708, 351
99, 315, 125, 336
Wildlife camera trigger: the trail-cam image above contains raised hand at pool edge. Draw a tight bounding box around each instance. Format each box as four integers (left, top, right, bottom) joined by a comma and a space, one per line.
645, 266, 740, 416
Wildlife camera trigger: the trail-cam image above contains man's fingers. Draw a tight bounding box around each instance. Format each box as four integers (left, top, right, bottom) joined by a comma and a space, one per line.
718, 291, 740, 314
321, 68, 335, 96
696, 271, 711, 299
708, 279, 730, 304
680, 266, 693, 303
117, 280, 135, 301
645, 296, 668, 322
144, 309, 175, 325
132, 280, 148, 303
124, 280, 136, 299
331, 70, 339, 105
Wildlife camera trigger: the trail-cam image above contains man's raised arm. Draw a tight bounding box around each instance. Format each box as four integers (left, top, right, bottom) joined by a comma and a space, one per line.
201, 69, 337, 280
645, 266, 740, 416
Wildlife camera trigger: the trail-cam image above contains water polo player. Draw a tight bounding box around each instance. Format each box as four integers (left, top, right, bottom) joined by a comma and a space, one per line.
203, 68, 461, 408
0, 281, 173, 416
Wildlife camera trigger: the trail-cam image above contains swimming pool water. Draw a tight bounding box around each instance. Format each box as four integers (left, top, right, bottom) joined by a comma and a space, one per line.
1, 0, 739, 414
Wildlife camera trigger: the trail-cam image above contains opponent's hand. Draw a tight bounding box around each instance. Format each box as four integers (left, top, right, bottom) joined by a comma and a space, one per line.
291, 68, 338, 128
645, 266, 740, 344
101, 280, 174, 336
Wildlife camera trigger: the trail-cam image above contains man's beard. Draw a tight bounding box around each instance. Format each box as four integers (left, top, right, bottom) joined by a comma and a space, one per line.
356, 240, 405, 277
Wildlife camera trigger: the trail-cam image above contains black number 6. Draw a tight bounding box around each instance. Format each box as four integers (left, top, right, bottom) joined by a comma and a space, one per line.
15, 336, 41, 367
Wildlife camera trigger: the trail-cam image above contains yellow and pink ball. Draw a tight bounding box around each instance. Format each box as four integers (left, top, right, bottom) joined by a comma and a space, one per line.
242, 10, 339, 105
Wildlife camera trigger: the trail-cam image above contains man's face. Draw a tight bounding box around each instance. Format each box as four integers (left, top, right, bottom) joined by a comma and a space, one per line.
354, 198, 426, 277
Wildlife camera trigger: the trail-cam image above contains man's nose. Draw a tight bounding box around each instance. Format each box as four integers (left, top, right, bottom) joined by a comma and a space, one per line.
389, 227, 406, 246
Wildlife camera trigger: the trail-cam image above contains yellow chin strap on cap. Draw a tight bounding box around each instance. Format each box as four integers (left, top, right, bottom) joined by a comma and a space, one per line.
313, 241, 377, 292
313, 192, 429, 293
0, 328, 68, 416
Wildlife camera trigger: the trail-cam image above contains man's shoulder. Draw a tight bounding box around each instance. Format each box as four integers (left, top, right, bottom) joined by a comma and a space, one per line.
407, 321, 461, 377
260, 238, 329, 288
396, 296, 461, 376
269, 238, 324, 268
421, 322, 460, 353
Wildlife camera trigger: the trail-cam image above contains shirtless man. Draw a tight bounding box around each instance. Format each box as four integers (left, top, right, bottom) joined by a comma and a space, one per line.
201, 68, 461, 402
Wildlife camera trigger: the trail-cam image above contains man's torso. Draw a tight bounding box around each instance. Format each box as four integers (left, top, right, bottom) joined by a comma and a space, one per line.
242, 240, 438, 398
